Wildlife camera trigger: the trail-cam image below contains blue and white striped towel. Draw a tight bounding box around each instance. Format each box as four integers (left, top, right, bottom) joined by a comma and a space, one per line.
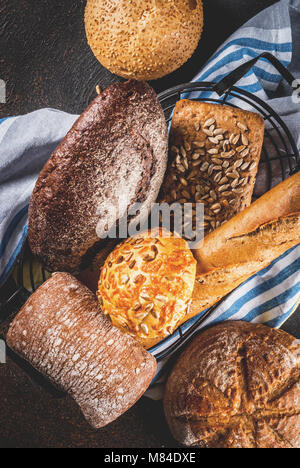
0, 0, 299, 389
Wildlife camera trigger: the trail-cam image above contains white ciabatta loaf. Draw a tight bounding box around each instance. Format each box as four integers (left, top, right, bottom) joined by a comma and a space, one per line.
6, 273, 156, 429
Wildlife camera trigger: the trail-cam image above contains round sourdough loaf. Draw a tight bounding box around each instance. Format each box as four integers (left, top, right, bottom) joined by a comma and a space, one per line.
97, 230, 197, 349
164, 321, 300, 448
84, 0, 204, 81
28, 80, 168, 274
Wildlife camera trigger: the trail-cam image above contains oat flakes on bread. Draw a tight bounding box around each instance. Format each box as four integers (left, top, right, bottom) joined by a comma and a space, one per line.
159, 100, 264, 236
97, 229, 197, 349
164, 321, 300, 448
6, 273, 156, 429
28, 80, 168, 274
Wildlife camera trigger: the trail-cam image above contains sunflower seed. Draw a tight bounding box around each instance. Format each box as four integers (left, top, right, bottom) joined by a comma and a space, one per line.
210, 190, 217, 200
234, 159, 243, 169
179, 177, 188, 186
233, 187, 244, 194
236, 145, 246, 153
180, 146, 187, 157
156, 295, 168, 303
241, 161, 250, 171
219, 176, 229, 184
241, 134, 249, 146
208, 148, 218, 155
214, 172, 222, 183
212, 158, 223, 165
140, 293, 151, 301
177, 164, 186, 173
150, 308, 160, 319
231, 179, 239, 188
193, 141, 205, 148
171, 145, 179, 154
182, 158, 189, 170
232, 134, 240, 145
222, 191, 233, 197
192, 152, 201, 160
209, 137, 220, 145
208, 164, 214, 176
203, 128, 214, 137
222, 161, 230, 169
214, 128, 224, 136
211, 203, 221, 211
241, 148, 250, 158
171, 190, 177, 200
133, 303, 142, 311
219, 184, 230, 192
129, 260, 136, 269
184, 141, 191, 151
249, 161, 257, 171
221, 150, 235, 158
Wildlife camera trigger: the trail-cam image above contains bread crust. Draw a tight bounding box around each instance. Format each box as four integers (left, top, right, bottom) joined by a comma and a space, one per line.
164, 321, 300, 448
159, 100, 264, 236
28, 80, 168, 274
6, 273, 157, 429
185, 172, 300, 323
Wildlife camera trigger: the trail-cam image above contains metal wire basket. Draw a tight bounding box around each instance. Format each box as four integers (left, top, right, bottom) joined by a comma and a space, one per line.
1, 53, 299, 362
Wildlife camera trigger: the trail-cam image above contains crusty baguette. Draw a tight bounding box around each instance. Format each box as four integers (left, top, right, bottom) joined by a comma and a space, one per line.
185, 172, 300, 323
28, 80, 168, 274
6, 273, 156, 429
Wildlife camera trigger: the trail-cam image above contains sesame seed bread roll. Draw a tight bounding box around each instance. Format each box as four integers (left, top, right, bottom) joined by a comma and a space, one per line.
164, 321, 300, 448
97, 230, 197, 349
185, 172, 300, 323
6, 273, 157, 429
85, 0, 204, 81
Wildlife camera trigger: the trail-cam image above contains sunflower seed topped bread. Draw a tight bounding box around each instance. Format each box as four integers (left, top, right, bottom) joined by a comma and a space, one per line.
97, 230, 197, 349
28, 80, 168, 274
6, 273, 157, 429
164, 321, 300, 448
159, 100, 264, 236
85, 0, 204, 81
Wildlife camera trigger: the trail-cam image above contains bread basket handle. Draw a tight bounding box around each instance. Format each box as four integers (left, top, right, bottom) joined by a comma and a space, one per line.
213, 52, 297, 96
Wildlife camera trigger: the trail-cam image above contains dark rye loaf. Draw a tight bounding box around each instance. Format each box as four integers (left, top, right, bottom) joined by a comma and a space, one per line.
28, 80, 168, 273
164, 321, 300, 448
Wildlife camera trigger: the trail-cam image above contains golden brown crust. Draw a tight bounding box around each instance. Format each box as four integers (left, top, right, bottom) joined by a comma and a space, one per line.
85, 0, 204, 81
185, 172, 300, 323
97, 230, 196, 349
7, 273, 157, 429
164, 321, 300, 448
159, 100, 264, 236
28, 80, 168, 274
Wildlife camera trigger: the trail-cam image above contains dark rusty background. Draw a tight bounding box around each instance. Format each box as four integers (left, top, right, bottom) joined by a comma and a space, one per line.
1, 0, 299, 449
